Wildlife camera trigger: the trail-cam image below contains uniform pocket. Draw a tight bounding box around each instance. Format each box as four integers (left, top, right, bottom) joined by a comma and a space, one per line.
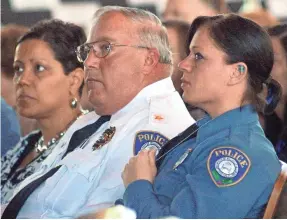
59, 148, 104, 181
41, 148, 106, 216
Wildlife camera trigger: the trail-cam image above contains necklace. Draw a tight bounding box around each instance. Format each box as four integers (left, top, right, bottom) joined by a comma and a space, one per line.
36, 132, 65, 153
35, 110, 89, 153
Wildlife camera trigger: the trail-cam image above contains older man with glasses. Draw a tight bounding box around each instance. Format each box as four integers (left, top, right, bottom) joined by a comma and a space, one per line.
2, 6, 195, 219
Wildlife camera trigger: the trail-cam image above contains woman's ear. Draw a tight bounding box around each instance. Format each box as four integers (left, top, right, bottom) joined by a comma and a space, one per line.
228, 62, 248, 86
68, 68, 84, 96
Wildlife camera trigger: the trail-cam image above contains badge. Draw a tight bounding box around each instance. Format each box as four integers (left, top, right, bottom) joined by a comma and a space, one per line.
134, 131, 169, 155
173, 148, 192, 170
92, 126, 116, 151
207, 146, 251, 187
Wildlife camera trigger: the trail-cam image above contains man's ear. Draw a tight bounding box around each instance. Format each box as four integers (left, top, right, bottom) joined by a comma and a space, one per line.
142, 48, 160, 75
227, 62, 248, 86
68, 68, 84, 96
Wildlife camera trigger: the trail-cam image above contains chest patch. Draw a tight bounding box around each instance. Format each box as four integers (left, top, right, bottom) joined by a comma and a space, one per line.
134, 131, 169, 155
207, 146, 251, 187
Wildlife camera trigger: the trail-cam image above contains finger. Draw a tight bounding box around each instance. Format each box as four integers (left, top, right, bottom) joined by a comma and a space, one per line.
121, 170, 124, 180
121, 166, 126, 180
129, 156, 136, 164
138, 149, 149, 157
122, 163, 128, 176
121, 169, 128, 188
138, 150, 150, 163
148, 149, 157, 166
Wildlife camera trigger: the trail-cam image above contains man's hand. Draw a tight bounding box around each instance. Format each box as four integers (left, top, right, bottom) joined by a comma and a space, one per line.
122, 149, 157, 188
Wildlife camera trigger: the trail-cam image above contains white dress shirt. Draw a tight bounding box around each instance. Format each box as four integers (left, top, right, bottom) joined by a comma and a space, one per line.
15, 77, 195, 218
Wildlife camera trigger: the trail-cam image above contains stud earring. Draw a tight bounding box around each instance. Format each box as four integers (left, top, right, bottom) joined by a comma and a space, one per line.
70, 97, 78, 109
238, 65, 245, 73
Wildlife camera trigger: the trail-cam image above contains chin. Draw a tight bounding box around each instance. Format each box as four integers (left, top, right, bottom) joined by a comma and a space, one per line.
16, 103, 44, 119
182, 93, 202, 107
89, 96, 106, 115
17, 108, 38, 119
182, 92, 193, 104
88, 96, 101, 109
88, 89, 104, 102
93, 105, 111, 116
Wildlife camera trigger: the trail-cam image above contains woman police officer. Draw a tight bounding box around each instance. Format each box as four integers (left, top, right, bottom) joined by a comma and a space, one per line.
121, 14, 282, 219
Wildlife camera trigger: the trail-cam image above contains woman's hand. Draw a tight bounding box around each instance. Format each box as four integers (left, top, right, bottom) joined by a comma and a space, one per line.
122, 149, 157, 188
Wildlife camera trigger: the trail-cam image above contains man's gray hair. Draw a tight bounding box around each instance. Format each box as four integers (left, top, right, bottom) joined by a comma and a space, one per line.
93, 6, 173, 64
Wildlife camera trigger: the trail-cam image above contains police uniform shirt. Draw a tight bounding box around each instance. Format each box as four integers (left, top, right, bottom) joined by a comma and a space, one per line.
123, 105, 281, 219
14, 77, 195, 218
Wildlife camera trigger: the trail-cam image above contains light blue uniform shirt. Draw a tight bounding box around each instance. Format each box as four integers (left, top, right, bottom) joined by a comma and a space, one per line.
123, 105, 281, 218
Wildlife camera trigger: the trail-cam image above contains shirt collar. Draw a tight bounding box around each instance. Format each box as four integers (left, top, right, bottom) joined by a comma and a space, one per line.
110, 77, 175, 126
196, 104, 259, 143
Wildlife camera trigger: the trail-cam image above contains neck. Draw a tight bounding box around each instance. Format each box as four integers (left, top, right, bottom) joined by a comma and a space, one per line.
37, 107, 81, 144
201, 97, 249, 119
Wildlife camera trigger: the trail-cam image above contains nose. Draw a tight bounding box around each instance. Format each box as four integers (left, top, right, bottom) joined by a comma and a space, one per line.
84, 50, 100, 69
178, 56, 193, 73
14, 69, 33, 86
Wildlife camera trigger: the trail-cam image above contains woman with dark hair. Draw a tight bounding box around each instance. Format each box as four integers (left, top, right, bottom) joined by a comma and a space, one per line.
120, 14, 282, 218
264, 23, 287, 161
1, 19, 88, 204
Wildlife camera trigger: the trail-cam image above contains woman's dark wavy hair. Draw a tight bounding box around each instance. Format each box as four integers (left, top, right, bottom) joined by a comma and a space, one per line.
186, 14, 282, 114
17, 19, 86, 96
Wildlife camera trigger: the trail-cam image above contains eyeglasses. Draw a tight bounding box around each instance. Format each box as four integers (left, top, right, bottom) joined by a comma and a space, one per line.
75, 40, 150, 63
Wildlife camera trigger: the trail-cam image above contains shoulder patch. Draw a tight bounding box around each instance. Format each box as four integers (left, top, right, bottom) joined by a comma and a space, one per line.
134, 131, 169, 155
207, 146, 251, 187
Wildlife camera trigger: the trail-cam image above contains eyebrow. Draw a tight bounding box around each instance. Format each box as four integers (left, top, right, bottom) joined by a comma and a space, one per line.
190, 45, 201, 50
14, 58, 48, 64
86, 36, 117, 44
13, 60, 22, 64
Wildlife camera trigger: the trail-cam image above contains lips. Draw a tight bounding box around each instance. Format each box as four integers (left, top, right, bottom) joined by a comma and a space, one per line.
85, 77, 98, 83
181, 78, 190, 84
181, 77, 191, 88
86, 78, 103, 90
16, 94, 36, 108
17, 94, 36, 100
